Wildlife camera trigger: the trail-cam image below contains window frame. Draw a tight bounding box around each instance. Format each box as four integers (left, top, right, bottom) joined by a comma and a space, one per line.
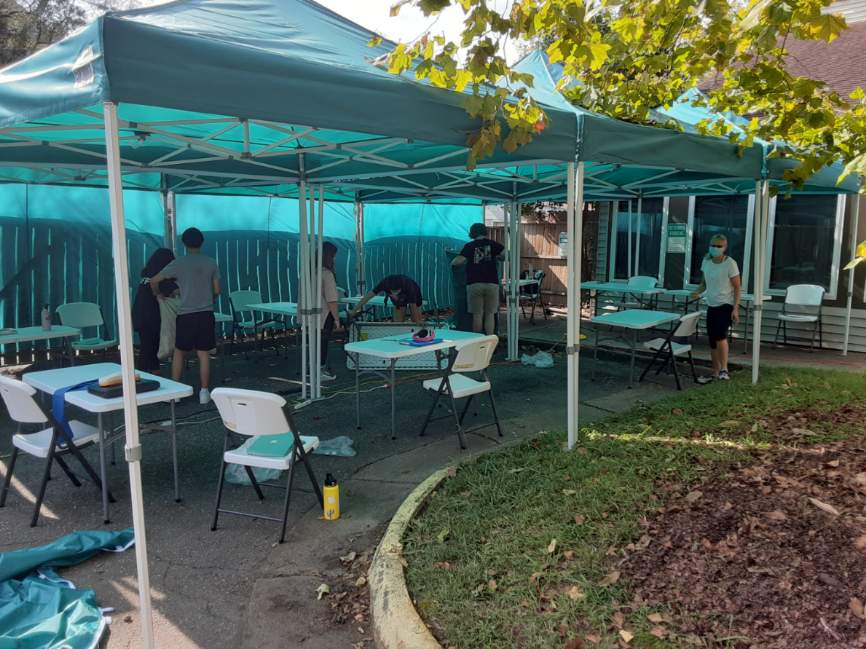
763, 194, 845, 300
684, 194, 754, 292
607, 197, 669, 283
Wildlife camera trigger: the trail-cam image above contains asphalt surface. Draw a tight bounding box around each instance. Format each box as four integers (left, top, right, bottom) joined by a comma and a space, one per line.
0, 338, 686, 648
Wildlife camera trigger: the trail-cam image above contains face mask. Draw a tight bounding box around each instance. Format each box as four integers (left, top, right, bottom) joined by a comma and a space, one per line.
709, 245, 724, 258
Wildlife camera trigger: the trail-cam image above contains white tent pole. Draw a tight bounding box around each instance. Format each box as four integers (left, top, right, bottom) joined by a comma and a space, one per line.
314, 186, 325, 399
103, 101, 155, 649
843, 193, 861, 356
751, 179, 770, 384
627, 199, 633, 277
633, 194, 643, 275
505, 199, 520, 360
355, 197, 365, 296
502, 202, 512, 352
566, 161, 585, 450
298, 178, 309, 400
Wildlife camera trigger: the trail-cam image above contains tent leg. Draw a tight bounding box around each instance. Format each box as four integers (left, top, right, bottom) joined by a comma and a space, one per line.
298, 180, 309, 400
103, 101, 155, 649
843, 194, 860, 356
355, 198, 365, 298
314, 186, 325, 399
507, 199, 521, 360
566, 161, 584, 450
751, 179, 770, 385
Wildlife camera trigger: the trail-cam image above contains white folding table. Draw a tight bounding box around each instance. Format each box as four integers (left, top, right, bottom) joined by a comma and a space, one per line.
590, 309, 681, 387
339, 295, 430, 322
0, 325, 80, 362
581, 281, 664, 312
343, 330, 484, 439
23, 362, 193, 523
245, 301, 298, 318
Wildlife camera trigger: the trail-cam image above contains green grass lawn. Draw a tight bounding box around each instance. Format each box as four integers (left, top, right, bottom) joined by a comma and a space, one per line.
402, 367, 866, 649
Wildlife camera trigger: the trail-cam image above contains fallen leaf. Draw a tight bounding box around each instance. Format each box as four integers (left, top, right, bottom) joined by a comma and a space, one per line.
854, 473, 866, 488
574, 515, 586, 525
855, 535, 866, 551
563, 640, 583, 649
619, 629, 634, 643
720, 420, 740, 428
563, 550, 576, 560
315, 583, 330, 600
355, 576, 367, 588
851, 597, 865, 620
562, 489, 577, 496
650, 626, 667, 639
436, 528, 451, 543
809, 497, 840, 516
766, 510, 787, 522
792, 427, 817, 436
612, 611, 625, 628
433, 561, 454, 571
685, 490, 703, 503
584, 635, 601, 645
647, 613, 664, 624
446, 467, 457, 477
671, 408, 684, 415
599, 570, 621, 586
566, 585, 585, 601
339, 551, 357, 564
488, 579, 498, 592
547, 539, 558, 554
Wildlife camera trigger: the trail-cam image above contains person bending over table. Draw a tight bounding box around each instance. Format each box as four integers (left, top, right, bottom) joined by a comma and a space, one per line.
350, 274, 424, 325
691, 233, 741, 384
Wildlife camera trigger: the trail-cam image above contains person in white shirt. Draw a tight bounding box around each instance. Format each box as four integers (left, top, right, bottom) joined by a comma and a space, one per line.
691, 234, 741, 383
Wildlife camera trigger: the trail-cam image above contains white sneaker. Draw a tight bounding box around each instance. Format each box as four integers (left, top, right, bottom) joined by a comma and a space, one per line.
320, 368, 336, 382
199, 388, 211, 404
718, 370, 731, 381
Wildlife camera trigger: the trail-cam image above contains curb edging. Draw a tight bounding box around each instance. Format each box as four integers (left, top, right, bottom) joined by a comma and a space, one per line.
368, 468, 449, 649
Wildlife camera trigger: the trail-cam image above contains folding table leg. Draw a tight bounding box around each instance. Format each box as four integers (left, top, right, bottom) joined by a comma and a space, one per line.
628, 330, 637, 388
170, 400, 180, 502
389, 360, 397, 440
353, 353, 361, 430
97, 413, 110, 524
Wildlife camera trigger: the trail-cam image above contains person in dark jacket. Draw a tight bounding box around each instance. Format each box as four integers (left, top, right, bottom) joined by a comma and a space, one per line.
132, 248, 177, 373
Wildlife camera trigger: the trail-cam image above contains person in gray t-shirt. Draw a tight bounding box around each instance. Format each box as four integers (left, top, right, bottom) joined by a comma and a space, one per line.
151, 227, 221, 404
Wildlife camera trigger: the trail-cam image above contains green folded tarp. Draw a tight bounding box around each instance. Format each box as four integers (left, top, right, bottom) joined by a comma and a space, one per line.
0, 529, 134, 649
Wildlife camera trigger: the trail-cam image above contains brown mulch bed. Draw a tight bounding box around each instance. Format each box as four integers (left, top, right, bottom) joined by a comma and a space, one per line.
623, 428, 866, 648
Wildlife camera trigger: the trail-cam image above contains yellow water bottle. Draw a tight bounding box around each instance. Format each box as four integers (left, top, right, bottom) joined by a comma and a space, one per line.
323, 473, 340, 521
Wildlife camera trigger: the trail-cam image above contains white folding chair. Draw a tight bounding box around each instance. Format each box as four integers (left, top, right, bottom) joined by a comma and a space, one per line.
622, 275, 658, 310
229, 289, 281, 354
639, 311, 701, 390
774, 284, 825, 351
419, 335, 503, 449
210, 388, 322, 543
0, 376, 106, 526
56, 302, 117, 363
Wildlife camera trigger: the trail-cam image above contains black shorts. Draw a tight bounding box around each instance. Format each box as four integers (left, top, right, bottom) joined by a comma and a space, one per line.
389, 295, 423, 310
175, 311, 216, 352
706, 304, 733, 349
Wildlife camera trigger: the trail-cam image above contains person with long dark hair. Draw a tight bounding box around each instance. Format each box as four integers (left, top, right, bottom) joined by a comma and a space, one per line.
320, 241, 342, 382
132, 247, 177, 373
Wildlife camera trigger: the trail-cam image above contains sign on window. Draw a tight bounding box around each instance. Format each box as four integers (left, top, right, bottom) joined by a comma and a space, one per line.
667, 223, 687, 253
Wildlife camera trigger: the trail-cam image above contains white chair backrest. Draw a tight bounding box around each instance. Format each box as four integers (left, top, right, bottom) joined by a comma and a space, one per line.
673, 311, 701, 338
57, 302, 104, 329
785, 284, 824, 307
230, 290, 263, 314
452, 335, 499, 373
627, 276, 657, 290
211, 388, 291, 438
0, 375, 48, 425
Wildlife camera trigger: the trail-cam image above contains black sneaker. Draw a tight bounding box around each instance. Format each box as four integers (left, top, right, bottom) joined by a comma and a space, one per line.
718, 370, 731, 381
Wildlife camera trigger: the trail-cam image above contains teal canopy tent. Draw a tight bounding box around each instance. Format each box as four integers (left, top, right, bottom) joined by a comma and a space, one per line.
0, 3, 791, 643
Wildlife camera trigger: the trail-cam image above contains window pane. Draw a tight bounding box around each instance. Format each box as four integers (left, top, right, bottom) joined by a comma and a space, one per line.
769, 195, 838, 291
637, 198, 664, 278
689, 196, 749, 285
614, 199, 664, 279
